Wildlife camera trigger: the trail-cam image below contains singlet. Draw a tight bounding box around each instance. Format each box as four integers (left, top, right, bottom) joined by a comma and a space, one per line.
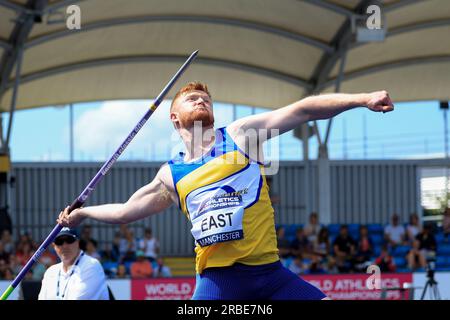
168, 127, 279, 274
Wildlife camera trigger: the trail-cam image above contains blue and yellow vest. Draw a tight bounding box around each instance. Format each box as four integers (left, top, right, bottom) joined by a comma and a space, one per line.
168, 127, 279, 274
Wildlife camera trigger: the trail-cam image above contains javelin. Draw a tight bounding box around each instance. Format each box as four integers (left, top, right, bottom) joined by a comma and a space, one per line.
0, 50, 199, 300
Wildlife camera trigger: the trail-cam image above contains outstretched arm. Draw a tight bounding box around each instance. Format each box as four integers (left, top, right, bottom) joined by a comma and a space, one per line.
57, 165, 174, 227
229, 91, 394, 140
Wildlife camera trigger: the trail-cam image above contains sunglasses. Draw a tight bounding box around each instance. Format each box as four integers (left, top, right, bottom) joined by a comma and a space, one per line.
54, 236, 77, 246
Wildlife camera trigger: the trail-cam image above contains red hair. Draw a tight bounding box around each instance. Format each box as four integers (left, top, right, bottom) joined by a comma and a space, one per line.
171, 81, 211, 111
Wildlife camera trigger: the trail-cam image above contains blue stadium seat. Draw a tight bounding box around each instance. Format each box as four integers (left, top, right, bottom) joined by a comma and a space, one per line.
281, 256, 293, 268
348, 224, 360, 234
396, 267, 410, 273
436, 256, 449, 268
394, 256, 406, 268
124, 261, 133, 273
371, 234, 384, 246
392, 245, 411, 257
436, 266, 450, 272
367, 224, 384, 234
372, 245, 382, 257
328, 224, 341, 235
435, 233, 446, 243
437, 244, 450, 256
286, 224, 303, 238
350, 231, 360, 241
102, 261, 118, 276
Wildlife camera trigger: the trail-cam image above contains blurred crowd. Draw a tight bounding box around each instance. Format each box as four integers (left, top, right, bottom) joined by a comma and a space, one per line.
0, 224, 171, 281
277, 210, 450, 275
1, 208, 449, 281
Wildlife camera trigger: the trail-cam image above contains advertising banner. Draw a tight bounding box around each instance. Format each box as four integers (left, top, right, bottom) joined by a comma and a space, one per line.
303, 273, 413, 300
131, 277, 196, 300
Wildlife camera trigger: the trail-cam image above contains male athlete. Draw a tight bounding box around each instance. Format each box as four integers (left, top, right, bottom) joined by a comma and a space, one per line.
58, 82, 394, 299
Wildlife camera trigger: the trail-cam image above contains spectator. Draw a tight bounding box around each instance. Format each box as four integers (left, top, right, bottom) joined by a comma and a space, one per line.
1, 229, 14, 255
290, 227, 311, 259
16, 232, 34, 250
312, 227, 336, 273
31, 258, 49, 281
8, 255, 22, 276
312, 227, 331, 257
138, 228, 160, 262
115, 264, 129, 279
119, 225, 137, 263
276, 226, 291, 261
384, 214, 405, 247
375, 245, 396, 272
332, 225, 357, 273
2, 267, 14, 280
110, 231, 121, 261
406, 223, 437, 271
288, 256, 304, 276
15, 241, 34, 267
0, 242, 10, 263
100, 243, 120, 264
38, 248, 57, 268
304, 212, 322, 243
306, 255, 327, 275
79, 224, 98, 252
153, 257, 172, 278
130, 250, 153, 279
0, 258, 8, 279
406, 213, 421, 244
354, 225, 374, 272
443, 207, 450, 242
85, 240, 101, 261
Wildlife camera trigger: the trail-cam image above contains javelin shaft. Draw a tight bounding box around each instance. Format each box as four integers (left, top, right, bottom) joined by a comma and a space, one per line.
0, 50, 198, 300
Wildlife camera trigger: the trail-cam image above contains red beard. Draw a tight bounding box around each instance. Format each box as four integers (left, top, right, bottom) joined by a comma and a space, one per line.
179, 108, 214, 129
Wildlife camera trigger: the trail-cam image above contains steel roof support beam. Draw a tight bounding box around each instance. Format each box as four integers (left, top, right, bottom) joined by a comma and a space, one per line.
302, 0, 354, 17
0, 0, 26, 13
348, 18, 450, 51
304, 0, 374, 225
4, 55, 313, 91
0, 0, 48, 151
320, 55, 450, 90
25, 15, 333, 53
0, 38, 11, 50
385, 0, 424, 12
43, 0, 83, 14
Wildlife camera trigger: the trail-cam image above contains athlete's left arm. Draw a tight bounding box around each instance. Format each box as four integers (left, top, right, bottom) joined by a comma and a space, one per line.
228, 91, 394, 141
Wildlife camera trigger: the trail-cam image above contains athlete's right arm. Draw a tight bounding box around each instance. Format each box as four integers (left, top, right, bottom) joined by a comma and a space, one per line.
57, 165, 175, 228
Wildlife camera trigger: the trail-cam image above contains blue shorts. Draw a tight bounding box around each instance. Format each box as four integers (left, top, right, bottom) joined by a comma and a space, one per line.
192, 261, 326, 300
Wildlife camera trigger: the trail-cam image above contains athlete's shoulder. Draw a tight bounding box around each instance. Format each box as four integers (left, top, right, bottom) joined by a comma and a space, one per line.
157, 163, 173, 184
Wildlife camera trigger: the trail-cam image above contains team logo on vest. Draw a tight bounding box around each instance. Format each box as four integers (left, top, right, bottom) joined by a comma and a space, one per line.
186, 163, 262, 247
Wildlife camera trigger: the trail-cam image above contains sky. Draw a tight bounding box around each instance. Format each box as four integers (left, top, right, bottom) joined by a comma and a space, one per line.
2, 98, 448, 163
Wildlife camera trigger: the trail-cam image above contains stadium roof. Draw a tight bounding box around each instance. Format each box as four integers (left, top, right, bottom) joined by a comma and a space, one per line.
0, 0, 450, 112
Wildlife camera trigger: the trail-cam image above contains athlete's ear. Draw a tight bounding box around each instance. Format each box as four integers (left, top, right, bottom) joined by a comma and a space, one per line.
170, 112, 180, 130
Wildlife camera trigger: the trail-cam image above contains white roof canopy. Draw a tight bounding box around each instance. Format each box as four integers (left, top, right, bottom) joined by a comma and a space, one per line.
0, 0, 449, 112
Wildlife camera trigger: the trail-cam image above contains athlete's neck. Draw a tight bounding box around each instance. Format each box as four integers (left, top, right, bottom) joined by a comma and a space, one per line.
178, 124, 215, 161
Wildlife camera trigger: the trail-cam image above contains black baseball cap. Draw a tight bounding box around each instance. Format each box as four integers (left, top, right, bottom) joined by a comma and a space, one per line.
55, 227, 79, 240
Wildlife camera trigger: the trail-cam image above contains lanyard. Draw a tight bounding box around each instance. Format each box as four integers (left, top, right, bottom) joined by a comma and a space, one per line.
56, 251, 84, 299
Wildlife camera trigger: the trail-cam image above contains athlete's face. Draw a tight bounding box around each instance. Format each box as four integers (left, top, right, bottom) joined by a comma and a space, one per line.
171, 90, 214, 129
